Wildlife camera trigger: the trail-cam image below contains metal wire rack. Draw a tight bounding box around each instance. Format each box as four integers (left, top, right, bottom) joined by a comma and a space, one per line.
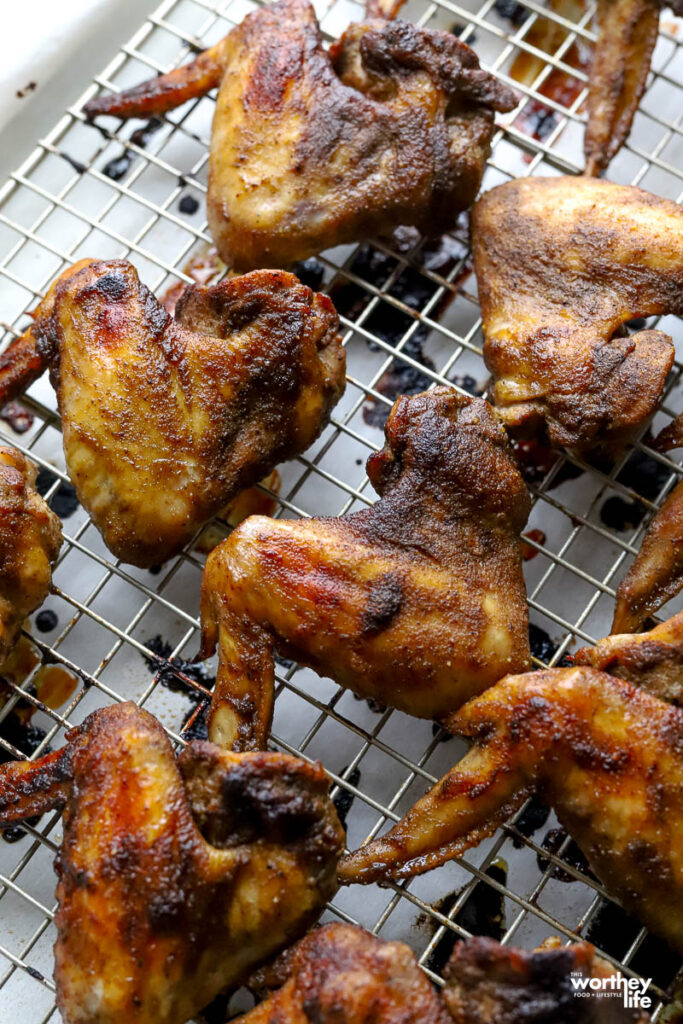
0, 0, 682, 1019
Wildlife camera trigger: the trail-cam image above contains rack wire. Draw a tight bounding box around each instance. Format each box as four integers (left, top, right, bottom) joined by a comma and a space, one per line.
0, 0, 681, 1019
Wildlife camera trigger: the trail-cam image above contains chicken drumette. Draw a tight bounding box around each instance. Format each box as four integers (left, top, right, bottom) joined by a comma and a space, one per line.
473, 175, 683, 455
0, 446, 61, 668
199, 388, 531, 751
0, 258, 344, 567
0, 701, 344, 1024
83, 0, 516, 271
585, 0, 683, 177
339, 667, 683, 953
612, 480, 683, 634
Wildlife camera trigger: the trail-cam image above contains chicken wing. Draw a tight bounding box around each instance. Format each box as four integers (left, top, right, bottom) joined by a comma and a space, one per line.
653, 412, 683, 453
0, 447, 61, 668
240, 923, 450, 1024
0, 258, 344, 567
83, 0, 517, 271
199, 387, 531, 751
612, 480, 683, 634
339, 667, 683, 953
473, 175, 683, 455
575, 610, 683, 705
0, 701, 343, 1024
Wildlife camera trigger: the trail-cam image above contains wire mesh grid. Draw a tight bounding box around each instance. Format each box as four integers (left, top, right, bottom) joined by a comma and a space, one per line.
0, 0, 682, 1019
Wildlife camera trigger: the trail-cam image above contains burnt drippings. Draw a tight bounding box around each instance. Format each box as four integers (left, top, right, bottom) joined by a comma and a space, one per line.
522, 528, 546, 561
616, 446, 671, 501
181, 701, 209, 742
512, 438, 584, 490
102, 117, 163, 181
419, 862, 507, 976
142, 635, 215, 704
600, 496, 645, 532
586, 901, 680, 991
178, 194, 199, 215
332, 765, 361, 827
293, 258, 325, 292
536, 827, 594, 883
35, 466, 79, 519
493, 0, 528, 25
35, 609, 58, 633
0, 401, 33, 434
58, 151, 87, 175
510, 794, 551, 847
529, 623, 572, 668
363, 336, 437, 429
15, 82, 37, 99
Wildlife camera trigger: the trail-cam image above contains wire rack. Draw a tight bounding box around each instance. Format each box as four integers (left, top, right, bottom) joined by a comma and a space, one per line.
0, 0, 682, 1020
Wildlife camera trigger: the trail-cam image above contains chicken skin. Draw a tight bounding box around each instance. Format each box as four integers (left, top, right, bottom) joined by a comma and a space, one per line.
612, 480, 683, 634
199, 388, 531, 751
83, 0, 517, 271
0, 701, 344, 1024
339, 667, 683, 953
0, 446, 61, 667
241, 923, 450, 1024
585, 0, 683, 177
0, 258, 344, 567
575, 610, 683, 705
472, 175, 683, 455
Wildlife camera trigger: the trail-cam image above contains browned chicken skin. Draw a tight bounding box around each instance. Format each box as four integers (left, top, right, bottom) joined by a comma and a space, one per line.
473, 175, 683, 455
339, 667, 683, 953
0, 446, 61, 667
0, 701, 344, 1024
83, 0, 516, 271
576, 610, 683, 704
585, 0, 683, 176
199, 388, 531, 751
612, 480, 683, 633
0, 258, 344, 567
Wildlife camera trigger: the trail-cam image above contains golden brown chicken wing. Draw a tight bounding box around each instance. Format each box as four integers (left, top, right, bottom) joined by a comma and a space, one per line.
0, 446, 61, 668
473, 175, 683, 455
339, 667, 683, 953
584, 0, 683, 177
0, 701, 344, 1024
83, 0, 516, 271
0, 258, 344, 567
653, 412, 683, 453
240, 923, 450, 1024
612, 480, 683, 634
199, 387, 531, 752
575, 610, 683, 705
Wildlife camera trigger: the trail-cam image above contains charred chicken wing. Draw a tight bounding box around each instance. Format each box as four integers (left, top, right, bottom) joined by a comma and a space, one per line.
83, 0, 517, 271
199, 388, 531, 751
0, 447, 61, 667
339, 667, 683, 953
473, 175, 683, 455
0, 258, 344, 567
0, 701, 344, 1024
612, 480, 683, 634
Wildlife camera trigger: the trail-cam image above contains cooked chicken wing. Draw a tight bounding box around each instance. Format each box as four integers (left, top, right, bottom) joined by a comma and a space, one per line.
612, 480, 683, 633
199, 388, 531, 751
585, 0, 683, 177
0, 258, 344, 567
0, 447, 61, 668
0, 701, 343, 1024
339, 667, 683, 953
83, 0, 516, 271
653, 412, 683, 453
240, 923, 450, 1024
473, 175, 683, 455
575, 610, 683, 705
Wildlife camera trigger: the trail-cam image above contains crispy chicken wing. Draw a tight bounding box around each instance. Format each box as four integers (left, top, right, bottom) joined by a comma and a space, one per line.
240, 923, 450, 1024
585, 0, 683, 177
575, 610, 683, 705
199, 388, 531, 751
0, 701, 343, 1024
0, 258, 344, 567
612, 480, 683, 634
0, 446, 61, 667
473, 175, 683, 455
83, 0, 516, 271
653, 412, 683, 452
339, 667, 683, 953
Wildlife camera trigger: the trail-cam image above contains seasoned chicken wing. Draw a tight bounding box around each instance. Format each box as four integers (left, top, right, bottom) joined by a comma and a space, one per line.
585, 0, 683, 177
83, 0, 516, 271
240, 923, 450, 1024
0, 447, 61, 667
575, 610, 683, 705
200, 388, 531, 751
653, 412, 683, 453
612, 480, 683, 633
473, 175, 683, 455
339, 667, 683, 953
0, 258, 344, 567
0, 702, 343, 1024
